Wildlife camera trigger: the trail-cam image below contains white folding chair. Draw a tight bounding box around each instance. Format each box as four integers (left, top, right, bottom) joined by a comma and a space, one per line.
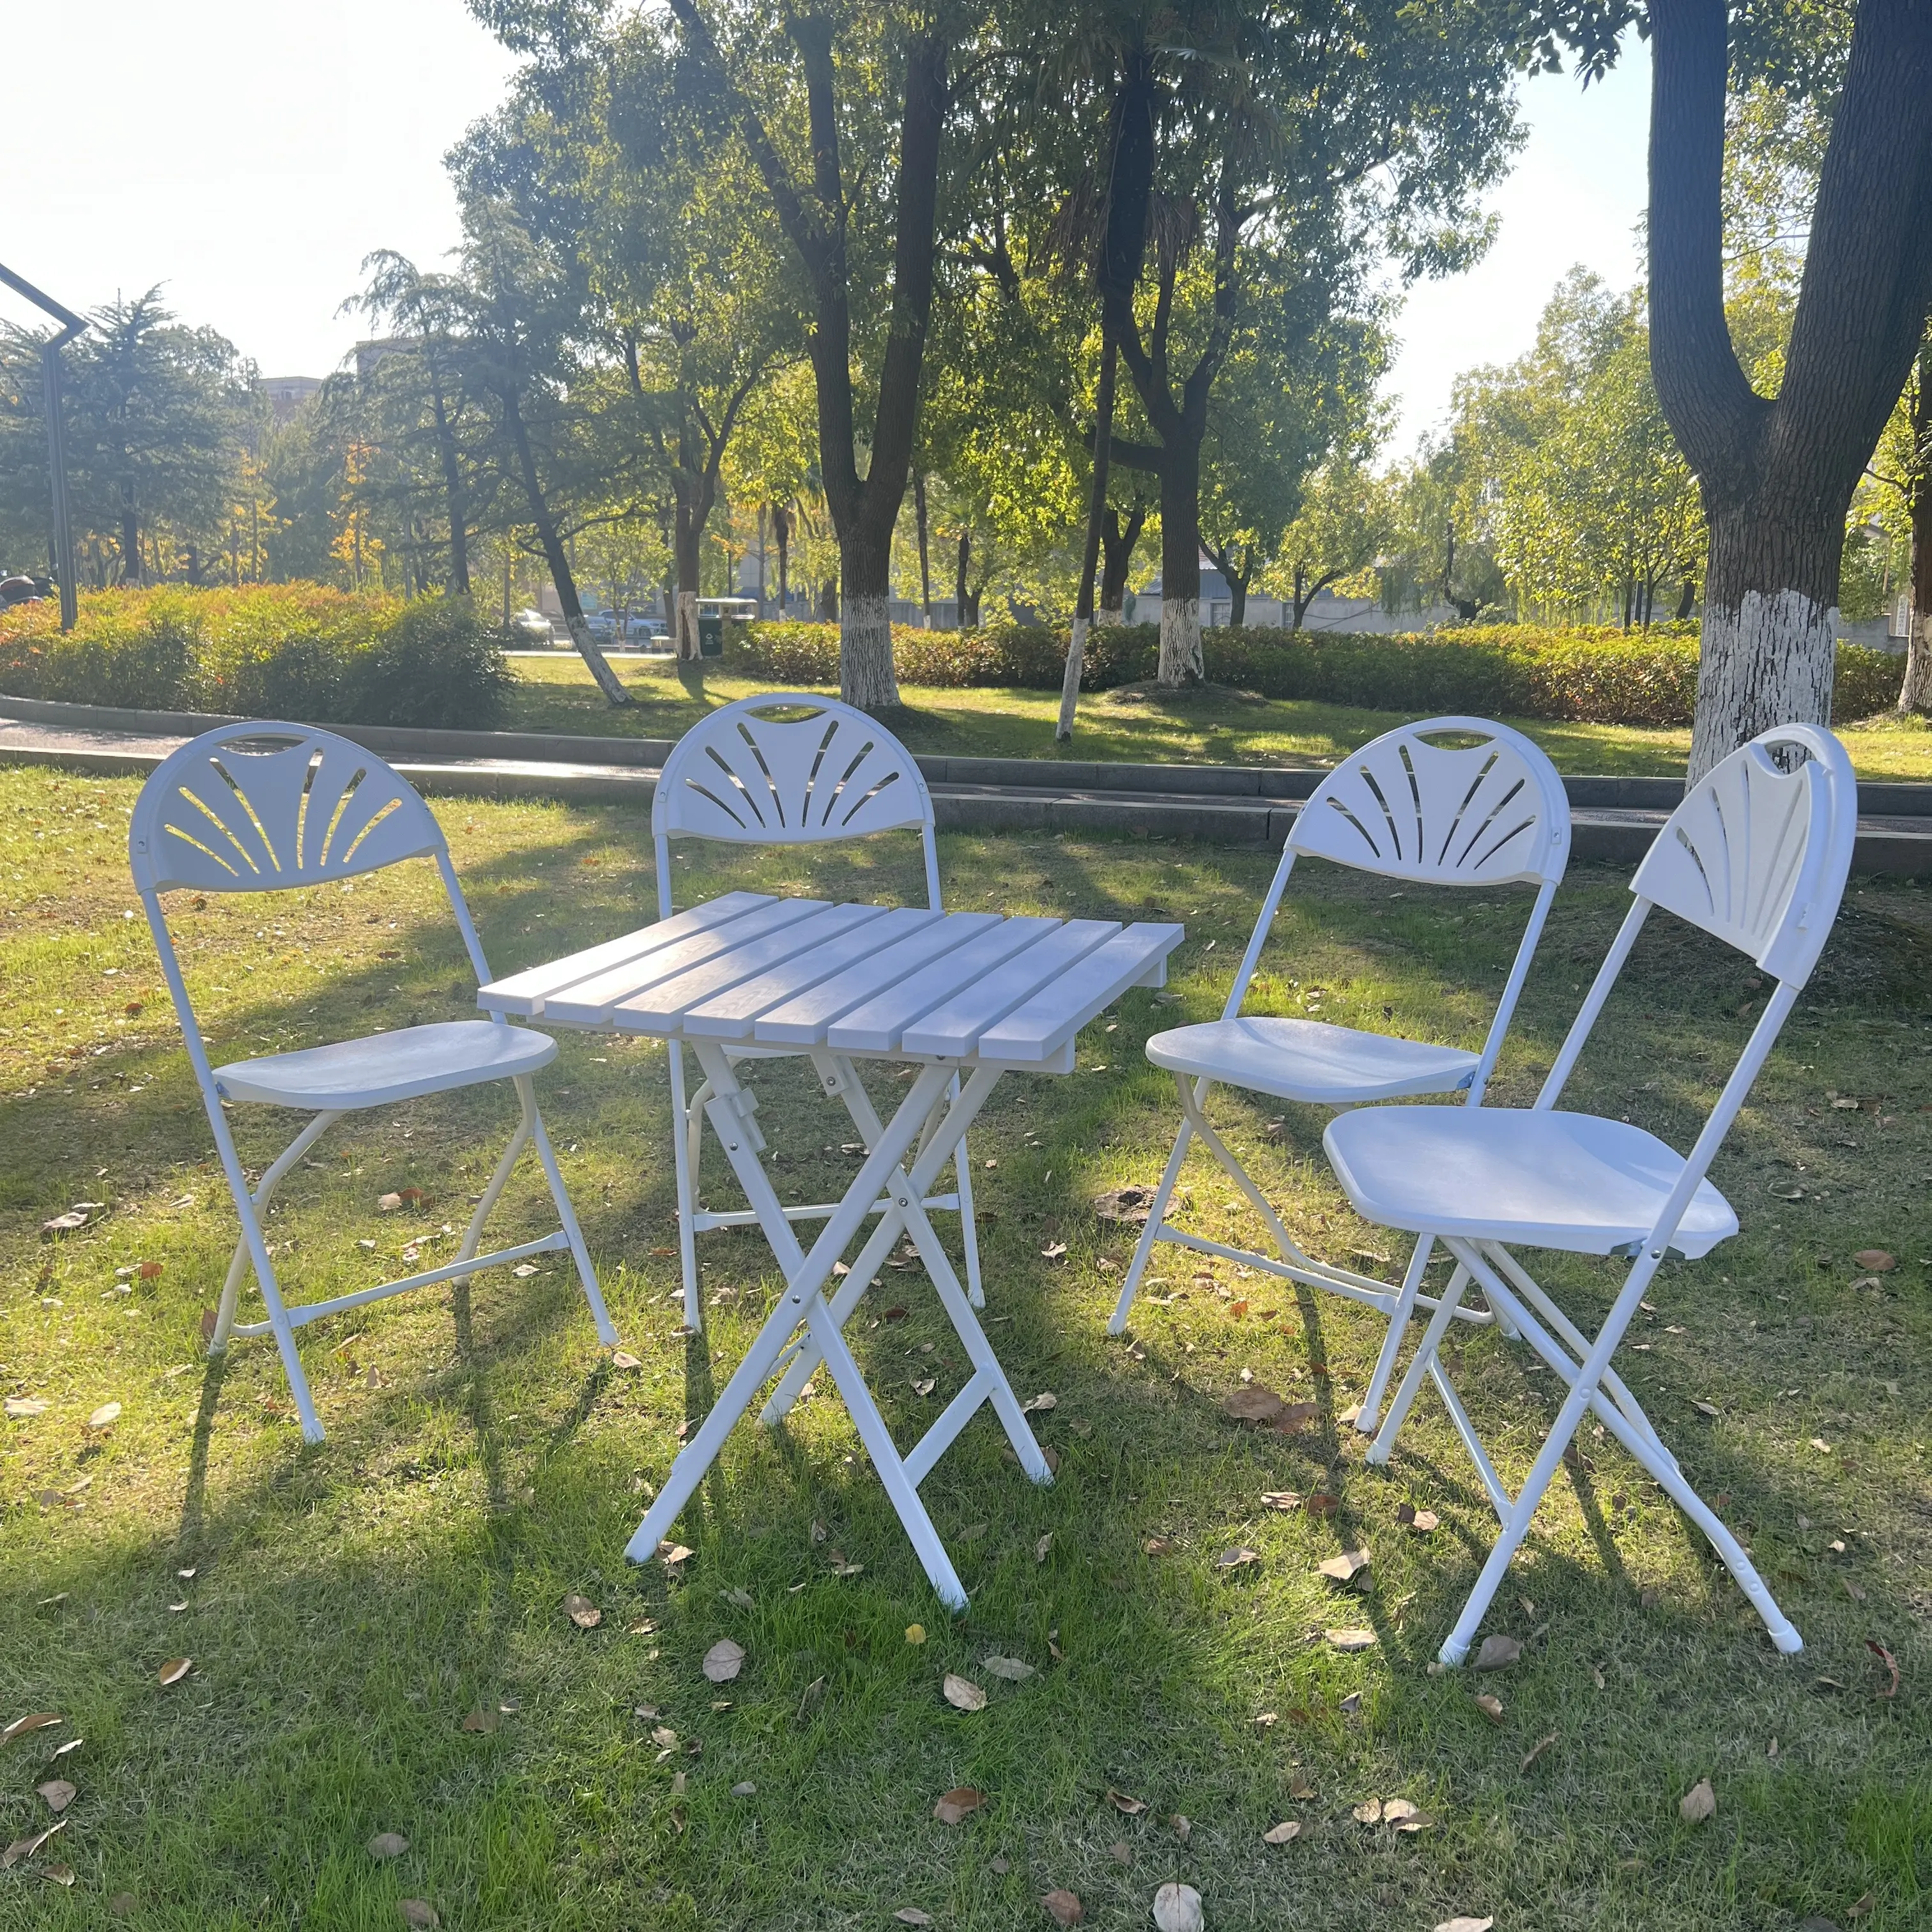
655, 693, 983, 1330
1325, 723, 1857, 1664
1109, 718, 1571, 1423
130, 723, 618, 1443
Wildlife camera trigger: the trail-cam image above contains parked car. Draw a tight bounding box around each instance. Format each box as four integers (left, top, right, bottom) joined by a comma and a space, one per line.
511, 608, 555, 643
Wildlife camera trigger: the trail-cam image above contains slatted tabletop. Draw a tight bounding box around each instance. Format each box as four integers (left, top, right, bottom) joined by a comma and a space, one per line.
479, 896, 1184, 1070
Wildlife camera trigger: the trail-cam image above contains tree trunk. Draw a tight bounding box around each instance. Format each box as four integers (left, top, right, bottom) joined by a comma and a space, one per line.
505, 389, 630, 703
1899, 342, 1932, 710
1060, 332, 1118, 739
1650, 0, 1932, 775
914, 472, 932, 625
426, 360, 469, 594
119, 489, 140, 585
1675, 573, 1696, 620
1156, 437, 1204, 684
837, 525, 897, 708
673, 482, 704, 659
1099, 503, 1144, 622
774, 505, 790, 617
955, 532, 970, 628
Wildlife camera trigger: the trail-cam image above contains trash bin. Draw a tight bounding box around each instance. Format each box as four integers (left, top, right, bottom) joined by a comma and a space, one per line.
698, 611, 724, 657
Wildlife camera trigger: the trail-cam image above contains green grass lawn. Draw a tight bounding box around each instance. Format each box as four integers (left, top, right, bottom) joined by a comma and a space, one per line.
3, 761, 1929, 1931
503, 651, 1932, 781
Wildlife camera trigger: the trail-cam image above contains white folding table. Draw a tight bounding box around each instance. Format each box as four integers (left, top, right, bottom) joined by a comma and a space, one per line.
479, 894, 1184, 1608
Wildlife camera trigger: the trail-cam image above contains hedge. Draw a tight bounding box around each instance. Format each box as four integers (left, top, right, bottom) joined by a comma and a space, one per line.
724, 618, 1903, 729
0, 585, 515, 731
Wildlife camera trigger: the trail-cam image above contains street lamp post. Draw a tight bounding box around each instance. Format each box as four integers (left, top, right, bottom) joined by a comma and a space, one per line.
0, 262, 87, 630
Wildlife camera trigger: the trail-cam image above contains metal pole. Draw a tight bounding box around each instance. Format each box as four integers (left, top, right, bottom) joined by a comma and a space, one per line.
0, 261, 87, 631
41, 345, 77, 629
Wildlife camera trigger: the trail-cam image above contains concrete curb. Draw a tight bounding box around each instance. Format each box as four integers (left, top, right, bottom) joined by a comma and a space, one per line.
4, 693, 1929, 874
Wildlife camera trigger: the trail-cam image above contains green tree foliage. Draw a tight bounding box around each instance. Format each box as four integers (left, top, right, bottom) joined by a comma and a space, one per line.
0, 289, 252, 587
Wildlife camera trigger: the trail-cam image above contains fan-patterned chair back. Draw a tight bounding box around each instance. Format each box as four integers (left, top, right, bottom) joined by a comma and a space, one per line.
1631, 723, 1853, 986
1290, 716, 1570, 887
652, 694, 940, 914
130, 726, 444, 894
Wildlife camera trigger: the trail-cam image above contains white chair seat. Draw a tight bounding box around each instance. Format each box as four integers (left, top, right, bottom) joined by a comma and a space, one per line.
1322, 1105, 1738, 1259
215, 1020, 557, 1110
1147, 1016, 1479, 1105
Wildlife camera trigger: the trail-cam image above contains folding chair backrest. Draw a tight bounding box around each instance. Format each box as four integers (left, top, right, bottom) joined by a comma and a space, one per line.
1288, 716, 1571, 887
1225, 717, 1570, 1103
1536, 723, 1857, 1250
1629, 723, 1853, 986
652, 693, 941, 914
130, 724, 494, 1068
130, 724, 445, 894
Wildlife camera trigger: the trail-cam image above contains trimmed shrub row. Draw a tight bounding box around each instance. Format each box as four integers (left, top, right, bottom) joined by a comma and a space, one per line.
726, 618, 1903, 728
0, 586, 515, 731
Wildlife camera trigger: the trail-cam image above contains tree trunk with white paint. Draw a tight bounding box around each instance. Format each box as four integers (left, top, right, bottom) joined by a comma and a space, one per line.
1156, 449, 1204, 684
1648, 0, 1932, 777
838, 530, 900, 709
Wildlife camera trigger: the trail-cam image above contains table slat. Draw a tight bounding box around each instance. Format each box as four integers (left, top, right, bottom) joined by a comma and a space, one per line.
751, 912, 1004, 1046
825, 917, 1062, 1054
682, 905, 943, 1038
539, 898, 829, 1027
477, 891, 774, 1016
901, 919, 1121, 1057
614, 902, 893, 1030
976, 923, 1184, 1062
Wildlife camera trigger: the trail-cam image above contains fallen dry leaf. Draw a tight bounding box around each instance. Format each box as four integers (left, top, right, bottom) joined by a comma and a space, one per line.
985, 1655, 1036, 1682
1353, 1798, 1383, 1824
732, 1781, 756, 1797
1434, 1919, 1494, 1932
1383, 1797, 1427, 1830
611, 1350, 642, 1370
35, 1781, 74, 1814
1262, 1491, 1301, 1512
1326, 1628, 1377, 1651
4, 1398, 48, 1420
1274, 1400, 1323, 1436
1520, 1733, 1558, 1772
1287, 1773, 1315, 1800
1262, 1820, 1301, 1844
1680, 1777, 1716, 1823
0, 1817, 65, 1869
1473, 1634, 1521, 1671
399, 1901, 440, 1929
1094, 1186, 1155, 1225
1868, 1639, 1900, 1698
893, 1910, 933, 1926
1317, 1549, 1371, 1584
157, 1658, 192, 1687
703, 1639, 746, 1684
1848, 1892, 1877, 1918
1107, 1788, 1148, 1815
461, 1708, 499, 1734
0, 1712, 61, 1747
1041, 1888, 1085, 1926
563, 1593, 602, 1630
45, 1863, 75, 1885
1216, 1546, 1261, 1572
1022, 1391, 1058, 1413
1036, 1533, 1054, 1563
1151, 1881, 1203, 1932
41, 1212, 89, 1236
86, 1402, 121, 1431
1305, 1492, 1339, 1517
1853, 1249, 1896, 1271
943, 1673, 987, 1712
1170, 1813, 1192, 1842
1221, 1386, 1285, 1425
378, 1193, 402, 1213
905, 1624, 927, 1645
933, 1786, 986, 1824
367, 1831, 409, 1860
1040, 1242, 1068, 1261
661, 1543, 694, 1566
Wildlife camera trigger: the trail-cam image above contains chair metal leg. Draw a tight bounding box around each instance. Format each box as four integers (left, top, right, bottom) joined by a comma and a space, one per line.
518, 1076, 620, 1347
197, 1096, 324, 1443
211, 1110, 341, 1354
951, 1073, 985, 1309
1108, 1114, 1195, 1334
668, 1043, 703, 1332
1365, 1261, 1471, 1466
1356, 1236, 1434, 1434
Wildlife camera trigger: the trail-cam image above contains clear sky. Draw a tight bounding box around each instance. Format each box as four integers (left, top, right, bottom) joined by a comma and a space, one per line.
2, 1, 1648, 457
